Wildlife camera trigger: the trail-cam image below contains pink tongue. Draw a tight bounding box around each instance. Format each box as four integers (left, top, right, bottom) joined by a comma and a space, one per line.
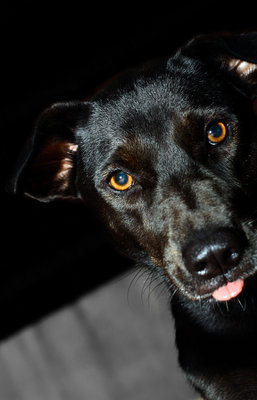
212, 279, 244, 301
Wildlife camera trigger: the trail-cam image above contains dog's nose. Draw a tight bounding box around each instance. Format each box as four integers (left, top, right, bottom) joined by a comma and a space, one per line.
182, 229, 246, 279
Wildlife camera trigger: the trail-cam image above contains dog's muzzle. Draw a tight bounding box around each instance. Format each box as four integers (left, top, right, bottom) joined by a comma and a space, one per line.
182, 228, 247, 300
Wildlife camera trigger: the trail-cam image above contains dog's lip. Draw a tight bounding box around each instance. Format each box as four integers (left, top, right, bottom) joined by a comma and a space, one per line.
195, 275, 227, 298
194, 265, 254, 300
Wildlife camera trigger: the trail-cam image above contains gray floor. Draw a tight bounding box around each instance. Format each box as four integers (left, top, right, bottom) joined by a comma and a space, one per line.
0, 269, 197, 399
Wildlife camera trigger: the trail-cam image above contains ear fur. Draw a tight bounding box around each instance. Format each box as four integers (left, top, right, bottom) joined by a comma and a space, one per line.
180, 32, 257, 98
10, 101, 90, 201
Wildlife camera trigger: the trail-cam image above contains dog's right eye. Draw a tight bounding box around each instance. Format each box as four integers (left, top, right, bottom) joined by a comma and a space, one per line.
207, 122, 227, 145
109, 170, 133, 191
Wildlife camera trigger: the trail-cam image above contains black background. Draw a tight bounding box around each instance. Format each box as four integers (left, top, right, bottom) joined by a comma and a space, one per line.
1, 1, 257, 339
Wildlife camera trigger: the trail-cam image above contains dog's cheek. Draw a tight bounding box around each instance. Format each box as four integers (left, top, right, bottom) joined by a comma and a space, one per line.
96, 205, 146, 256
97, 203, 167, 264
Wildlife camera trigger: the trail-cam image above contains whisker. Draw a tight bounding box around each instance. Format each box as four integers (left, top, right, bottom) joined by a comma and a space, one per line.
245, 214, 257, 228
155, 280, 170, 298
126, 266, 147, 306
147, 276, 167, 303
146, 271, 162, 307
147, 275, 157, 309
215, 300, 226, 316
237, 297, 247, 311
128, 267, 145, 290
199, 297, 202, 310
170, 287, 178, 301
141, 270, 155, 304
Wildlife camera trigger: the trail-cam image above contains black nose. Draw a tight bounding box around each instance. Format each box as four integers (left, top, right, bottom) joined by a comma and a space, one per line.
182, 228, 246, 279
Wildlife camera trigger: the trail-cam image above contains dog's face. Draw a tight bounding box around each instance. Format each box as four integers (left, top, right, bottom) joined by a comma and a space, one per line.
11, 33, 257, 302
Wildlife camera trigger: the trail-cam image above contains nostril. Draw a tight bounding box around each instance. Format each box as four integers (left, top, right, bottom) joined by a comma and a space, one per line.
194, 261, 211, 277
182, 228, 246, 279
195, 261, 208, 274
193, 252, 221, 278
222, 247, 240, 266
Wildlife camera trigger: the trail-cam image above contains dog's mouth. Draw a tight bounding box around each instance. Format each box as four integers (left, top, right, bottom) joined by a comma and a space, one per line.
188, 262, 257, 302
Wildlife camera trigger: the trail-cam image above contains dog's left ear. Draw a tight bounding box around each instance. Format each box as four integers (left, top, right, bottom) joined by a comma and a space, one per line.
181, 32, 257, 98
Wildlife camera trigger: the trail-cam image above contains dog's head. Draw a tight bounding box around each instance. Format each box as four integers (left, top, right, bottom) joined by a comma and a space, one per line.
10, 32, 257, 302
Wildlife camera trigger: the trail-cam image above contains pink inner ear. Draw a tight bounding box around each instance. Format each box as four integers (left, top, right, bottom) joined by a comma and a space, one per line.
28, 140, 78, 199
228, 58, 257, 77
55, 143, 78, 189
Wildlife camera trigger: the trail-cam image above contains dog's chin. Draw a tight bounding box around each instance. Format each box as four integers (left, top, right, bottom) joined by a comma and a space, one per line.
182, 262, 257, 302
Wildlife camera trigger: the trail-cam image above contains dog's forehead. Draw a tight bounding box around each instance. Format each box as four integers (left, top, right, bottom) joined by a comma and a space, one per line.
83, 57, 236, 174
94, 59, 228, 138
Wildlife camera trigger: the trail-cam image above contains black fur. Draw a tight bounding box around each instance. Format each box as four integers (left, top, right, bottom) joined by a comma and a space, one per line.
10, 32, 257, 399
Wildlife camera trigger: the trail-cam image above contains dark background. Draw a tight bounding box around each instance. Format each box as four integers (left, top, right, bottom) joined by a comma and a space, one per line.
1, 1, 257, 339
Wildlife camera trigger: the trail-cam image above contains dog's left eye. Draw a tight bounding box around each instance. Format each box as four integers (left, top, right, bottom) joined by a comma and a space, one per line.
109, 170, 133, 191
207, 122, 227, 145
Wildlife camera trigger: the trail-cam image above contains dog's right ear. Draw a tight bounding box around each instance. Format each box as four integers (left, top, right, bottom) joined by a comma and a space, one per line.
179, 32, 257, 99
8, 101, 91, 202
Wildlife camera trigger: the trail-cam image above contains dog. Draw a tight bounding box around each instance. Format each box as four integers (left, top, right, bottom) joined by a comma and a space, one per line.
9, 32, 257, 399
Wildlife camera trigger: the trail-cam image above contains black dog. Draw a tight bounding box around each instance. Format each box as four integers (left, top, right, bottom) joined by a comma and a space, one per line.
10, 32, 257, 399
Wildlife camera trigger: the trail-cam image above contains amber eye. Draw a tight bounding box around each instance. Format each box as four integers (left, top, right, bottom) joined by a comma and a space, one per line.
109, 170, 133, 191
207, 122, 227, 144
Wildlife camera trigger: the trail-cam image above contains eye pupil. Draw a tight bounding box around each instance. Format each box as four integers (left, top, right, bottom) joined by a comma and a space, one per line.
209, 124, 222, 138
207, 122, 227, 144
113, 171, 128, 186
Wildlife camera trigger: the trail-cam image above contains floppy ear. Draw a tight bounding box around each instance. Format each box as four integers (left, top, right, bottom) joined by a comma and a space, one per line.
10, 101, 90, 202
181, 32, 257, 99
